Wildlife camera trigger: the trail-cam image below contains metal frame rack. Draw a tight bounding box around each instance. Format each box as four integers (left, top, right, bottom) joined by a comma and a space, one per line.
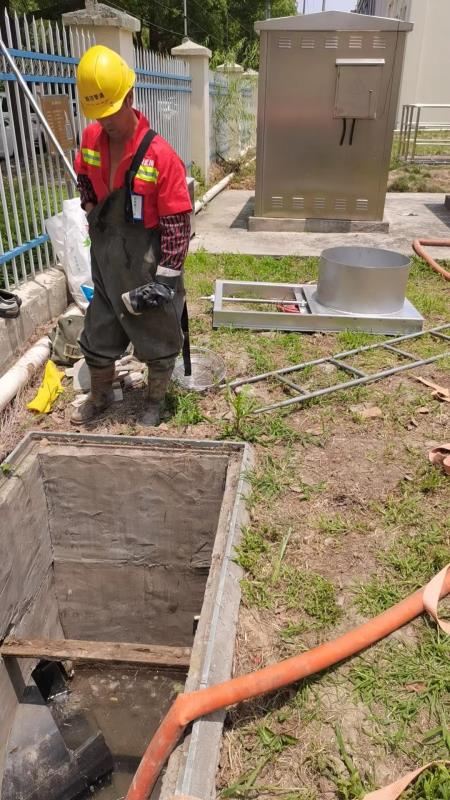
226, 325, 450, 414
212, 280, 424, 336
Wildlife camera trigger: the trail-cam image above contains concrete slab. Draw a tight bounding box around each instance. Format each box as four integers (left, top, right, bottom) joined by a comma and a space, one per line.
190, 190, 450, 258
248, 216, 390, 233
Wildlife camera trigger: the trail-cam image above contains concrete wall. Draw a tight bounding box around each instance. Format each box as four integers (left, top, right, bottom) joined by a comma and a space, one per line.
0, 450, 63, 791
0, 269, 68, 376
0, 432, 251, 800
357, 0, 450, 126
39, 443, 229, 646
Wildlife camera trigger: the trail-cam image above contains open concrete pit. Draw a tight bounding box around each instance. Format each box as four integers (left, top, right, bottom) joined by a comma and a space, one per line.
0, 432, 251, 800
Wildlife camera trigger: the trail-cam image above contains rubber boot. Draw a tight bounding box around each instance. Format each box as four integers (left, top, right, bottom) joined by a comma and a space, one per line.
138, 364, 173, 427
70, 364, 115, 425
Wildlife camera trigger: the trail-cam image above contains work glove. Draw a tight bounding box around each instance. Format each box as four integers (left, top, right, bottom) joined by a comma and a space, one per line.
121, 273, 178, 316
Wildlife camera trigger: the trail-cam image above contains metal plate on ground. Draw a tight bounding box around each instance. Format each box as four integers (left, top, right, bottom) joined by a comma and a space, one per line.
212, 280, 424, 336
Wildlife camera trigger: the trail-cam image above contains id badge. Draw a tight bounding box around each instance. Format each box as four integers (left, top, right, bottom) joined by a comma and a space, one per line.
131, 193, 143, 222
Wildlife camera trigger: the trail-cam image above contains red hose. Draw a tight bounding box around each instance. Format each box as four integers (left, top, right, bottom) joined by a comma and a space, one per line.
126, 568, 450, 800
412, 239, 450, 281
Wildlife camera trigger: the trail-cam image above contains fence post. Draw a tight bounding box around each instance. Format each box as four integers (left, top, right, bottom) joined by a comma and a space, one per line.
62, 0, 140, 66
171, 39, 211, 181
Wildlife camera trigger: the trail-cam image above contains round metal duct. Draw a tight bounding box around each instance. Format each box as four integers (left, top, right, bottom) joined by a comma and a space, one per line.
315, 246, 411, 315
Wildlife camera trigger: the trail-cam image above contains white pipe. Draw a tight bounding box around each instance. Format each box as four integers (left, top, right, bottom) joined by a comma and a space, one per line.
195, 173, 235, 214
194, 154, 257, 214
0, 337, 51, 412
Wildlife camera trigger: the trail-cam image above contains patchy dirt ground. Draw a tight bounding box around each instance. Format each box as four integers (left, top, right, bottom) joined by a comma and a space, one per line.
1, 252, 449, 799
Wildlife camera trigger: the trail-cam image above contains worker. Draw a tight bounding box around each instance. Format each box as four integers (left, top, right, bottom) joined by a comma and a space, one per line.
72, 45, 192, 427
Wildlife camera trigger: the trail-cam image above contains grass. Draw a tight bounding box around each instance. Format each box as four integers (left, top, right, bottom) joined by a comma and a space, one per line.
355, 462, 450, 616
235, 510, 342, 629
220, 724, 299, 799
3, 249, 450, 800
280, 565, 342, 628
388, 165, 443, 193
316, 513, 349, 537
321, 726, 373, 799
0, 163, 68, 289
170, 391, 205, 426
246, 451, 293, 505
349, 627, 450, 753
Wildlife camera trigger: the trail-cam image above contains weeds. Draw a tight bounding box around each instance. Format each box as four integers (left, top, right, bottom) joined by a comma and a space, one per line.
0, 462, 16, 477
280, 566, 342, 628
356, 458, 450, 615
234, 526, 270, 577
349, 628, 450, 754
220, 388, 308, 445
323, 726, 372, 799
403, 763, 450, 800
235, 516, 341, 628
317, 514, 349, 537
221, 724, 299, 799
171, 392, 204, 426
246, 452, 292, 504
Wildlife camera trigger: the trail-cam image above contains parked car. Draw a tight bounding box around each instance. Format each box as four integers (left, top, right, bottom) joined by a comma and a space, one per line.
0, 92, 43, 159
0, 113, 14, 159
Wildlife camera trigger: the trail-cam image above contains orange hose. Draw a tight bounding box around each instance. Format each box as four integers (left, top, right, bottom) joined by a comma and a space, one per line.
412, 239, 450, 281
126, 569, 450, 800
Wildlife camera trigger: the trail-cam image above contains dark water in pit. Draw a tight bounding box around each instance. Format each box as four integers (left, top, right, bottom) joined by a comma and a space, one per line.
49, 665, 186, 799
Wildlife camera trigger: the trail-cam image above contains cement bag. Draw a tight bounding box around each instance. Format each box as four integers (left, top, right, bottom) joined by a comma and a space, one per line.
45, 197, 92, 310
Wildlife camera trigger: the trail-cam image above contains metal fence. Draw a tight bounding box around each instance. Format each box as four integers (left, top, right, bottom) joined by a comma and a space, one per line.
0, 10, 191, 292
134, 46, 191, 170
0, 11, 95, 290
396, 103, 450, 164
209, 69, 258, 165
209, 70, 229, 162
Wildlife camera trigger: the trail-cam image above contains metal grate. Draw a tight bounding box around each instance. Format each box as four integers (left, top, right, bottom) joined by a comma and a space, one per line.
334, 198, 347, 212
373, 35, 387, 49
292, 196, 305, 210
314, 197, 326, 210
325, 36, 339, 49
349, 35, 363, 48
226, 325, 450, 415
277, 38, 292, 48
300, 37, 316, 49
356, 198, 369, 211
271, 196, 284, 208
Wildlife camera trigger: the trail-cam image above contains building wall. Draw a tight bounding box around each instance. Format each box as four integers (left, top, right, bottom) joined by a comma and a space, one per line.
356, 0, 450, 126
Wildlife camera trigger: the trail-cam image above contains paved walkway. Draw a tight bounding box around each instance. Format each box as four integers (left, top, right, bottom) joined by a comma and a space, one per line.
190, 190, 450, 258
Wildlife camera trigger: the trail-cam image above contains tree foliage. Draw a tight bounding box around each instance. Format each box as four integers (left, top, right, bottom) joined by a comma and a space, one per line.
136, 0, 298, 67
4, 0, 297, 68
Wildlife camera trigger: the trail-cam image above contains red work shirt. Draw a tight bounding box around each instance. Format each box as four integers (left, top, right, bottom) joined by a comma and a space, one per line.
74, 110, 192, 228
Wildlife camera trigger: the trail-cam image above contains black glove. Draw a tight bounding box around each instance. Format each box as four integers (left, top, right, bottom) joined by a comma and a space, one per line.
122, 279, 175, 315
143, 281, 175, 308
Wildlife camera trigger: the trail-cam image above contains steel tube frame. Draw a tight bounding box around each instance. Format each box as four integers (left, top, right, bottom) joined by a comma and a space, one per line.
225, 324, 450, 414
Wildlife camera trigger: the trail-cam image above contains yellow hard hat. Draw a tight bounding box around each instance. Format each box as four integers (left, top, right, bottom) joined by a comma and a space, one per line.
77, 45, 135, 119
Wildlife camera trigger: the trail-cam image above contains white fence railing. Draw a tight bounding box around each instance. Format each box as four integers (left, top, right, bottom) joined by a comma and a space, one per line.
134, 46, 191, 169
0, 10, 191, 292
0, 11, 95, 290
